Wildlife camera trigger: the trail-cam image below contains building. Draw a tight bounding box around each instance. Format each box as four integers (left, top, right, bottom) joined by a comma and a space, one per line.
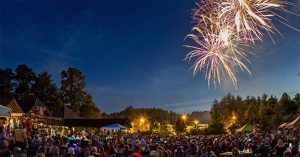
0, 98, 24, 128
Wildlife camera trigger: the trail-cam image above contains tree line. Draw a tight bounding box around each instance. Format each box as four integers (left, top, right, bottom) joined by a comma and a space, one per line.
0, 64, 100, 118
1, 64, 299, 134
103, 106, 210, 134
209, 93, 300, 134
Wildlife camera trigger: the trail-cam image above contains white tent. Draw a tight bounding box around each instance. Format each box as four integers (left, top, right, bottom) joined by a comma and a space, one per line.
0, 105, 12, 116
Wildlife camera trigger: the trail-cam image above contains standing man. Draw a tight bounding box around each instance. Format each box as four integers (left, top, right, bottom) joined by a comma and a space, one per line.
14, 125, 28, 150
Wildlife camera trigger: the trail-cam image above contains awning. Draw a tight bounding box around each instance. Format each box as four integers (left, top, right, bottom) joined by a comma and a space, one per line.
0, 105, 12, 116
101, 123, 129, 130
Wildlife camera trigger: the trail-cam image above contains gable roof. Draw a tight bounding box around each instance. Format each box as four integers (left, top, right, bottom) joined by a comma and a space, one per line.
0, 98, 23, 113
53, 106, 81, 119
0, 98, 14, 106
19, 98, 52, 116
18, 99, 36, 113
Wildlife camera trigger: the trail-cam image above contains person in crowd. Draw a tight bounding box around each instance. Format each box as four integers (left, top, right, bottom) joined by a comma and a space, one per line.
49, 140, 60, 157
37, 146, 46, 157
258, 140, 270, 157
67, 143, 76, 157
0, 125, 9, 152
142, 144, 150, 157
232, 147, 240, 157
130, 146, 142, 157
14, 125, 28, 150
174, 146, 184, 157
275, 139, 286, 157
1, 125, 300, 157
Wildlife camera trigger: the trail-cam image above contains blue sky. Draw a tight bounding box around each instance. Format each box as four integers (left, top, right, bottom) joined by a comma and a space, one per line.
1, 0, 299, 113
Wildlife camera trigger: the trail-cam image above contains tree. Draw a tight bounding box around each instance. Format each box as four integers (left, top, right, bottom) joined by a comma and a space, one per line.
258, 103, 269, 130
32, 71, 63, 112
0, 68, 15, 98
79, 94, 101, 118
15, 64, 36, 100
60, 68, 87, 113
175, 117, 185, 133
245, 103, 257, 123
271, 104, 284, 129
208, 121, 226, 134
279, 93, 298, 115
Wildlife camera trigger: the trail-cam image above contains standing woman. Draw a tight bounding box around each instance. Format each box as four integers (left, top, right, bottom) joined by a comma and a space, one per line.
275, 139, 286, 157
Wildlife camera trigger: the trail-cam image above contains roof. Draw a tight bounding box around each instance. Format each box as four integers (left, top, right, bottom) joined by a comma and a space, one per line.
0, 105, 12, 116
19, 98, 52, 116
63, 118, 130, 128
53, 106, 81, 119
0, 98, 14, 106
18, 99, 36, 113
0, 98, 23, 113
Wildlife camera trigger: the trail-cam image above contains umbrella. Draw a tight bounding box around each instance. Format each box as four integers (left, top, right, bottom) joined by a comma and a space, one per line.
101, 123, 129, 130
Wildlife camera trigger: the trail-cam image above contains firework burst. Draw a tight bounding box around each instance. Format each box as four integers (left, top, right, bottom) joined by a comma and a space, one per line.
186, 0, 299, 88
185, 25, 251, 87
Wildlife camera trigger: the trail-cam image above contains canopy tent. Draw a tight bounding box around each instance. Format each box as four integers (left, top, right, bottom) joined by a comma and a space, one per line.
236, 123, 253, 133
101, 123, 129, 130
284, 115, 300, 129
0, 105, 12, 116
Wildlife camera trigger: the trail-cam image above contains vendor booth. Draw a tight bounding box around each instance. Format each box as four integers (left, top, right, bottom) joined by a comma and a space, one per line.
0, 98, 25, 135
0, 105, 11, 125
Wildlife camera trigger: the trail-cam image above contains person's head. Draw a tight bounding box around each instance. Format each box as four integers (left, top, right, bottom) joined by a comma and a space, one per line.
277, 139, 284, 148
283, 150, 291, 157
91, 147, 98, 153
232, 147, 240, 157
99, 147, 104, 153
133, 145, 140, 152
176, 146, 183, 152
39, 146, 46, 154
210, 154, 217, 157
18, 124, 24, 129
0, 125, 5, 133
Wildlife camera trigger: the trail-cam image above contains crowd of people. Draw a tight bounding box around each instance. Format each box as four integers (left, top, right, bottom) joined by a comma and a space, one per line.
0, 124, 299, 157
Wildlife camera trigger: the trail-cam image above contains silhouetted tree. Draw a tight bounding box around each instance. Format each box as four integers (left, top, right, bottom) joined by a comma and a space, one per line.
15, 64, 36, 100
0, 68, 15, 98
32, 71, 63, 112
60, 67, 87, 113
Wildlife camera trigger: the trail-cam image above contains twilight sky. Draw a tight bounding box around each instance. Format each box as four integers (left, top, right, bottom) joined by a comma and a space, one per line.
1, 0, 299, 113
